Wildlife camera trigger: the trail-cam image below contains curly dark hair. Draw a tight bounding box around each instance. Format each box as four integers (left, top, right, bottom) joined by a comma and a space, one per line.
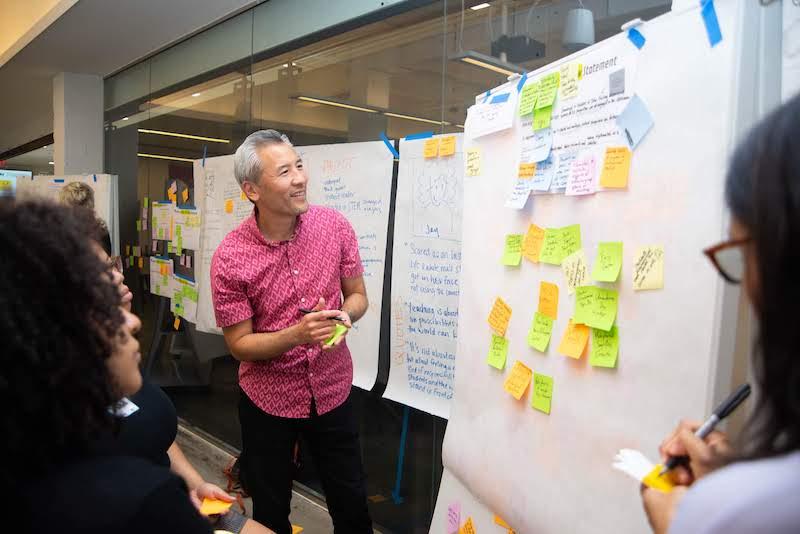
0, 199, 125, 488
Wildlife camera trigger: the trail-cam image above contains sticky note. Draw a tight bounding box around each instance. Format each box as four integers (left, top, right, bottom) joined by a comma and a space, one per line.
559, 63, 581, 100
522, 224, 545, 263
160, 263, 168, 276
536, 72, 560, 109
173, 316, 181, 330
560, 224, 582, 260
533, 105, 553, 130
168, 181, 178, 194
439, 135, 456, 157
539, 228, 562, 265
136, 219, 142, 232
633, 245, 664, 290
642, 465, 676, 493
488, 297, 512, 336
558, 319, 590, 359
125, 245, 131, 256
527, 312, 554, 352
566, 152, 598, 196
199, 498, 233, 516
466, 149, 481, 176
561, 249, 589, 295
592, 242, 623, 282
599, 147, 632, 189
447, 502, 461, 534
574, 286, 618, 331
518, 162, 536, 179
502, 234, 524, 266
591, 326, 619, 368
538, 282, 559, 319
487, 334, 509, 370
495, 515, 512, 528
223, 199, 234, 214
182, 189, 189, 203
138, 257, 143, 269
504, 178, 532, 210
143, 196, 149, 207
701, 0, 722, 47
617, 95, 654, 150
531, 154, 555, 191
325, 323, 348, 346
518, 82, 539, 116
423, 138, 440, 159
460, 517, 476, 534
241, 190, 248, 201
503, 361, 533, 400
531, 373, 554, 414
292, 526, 304, 534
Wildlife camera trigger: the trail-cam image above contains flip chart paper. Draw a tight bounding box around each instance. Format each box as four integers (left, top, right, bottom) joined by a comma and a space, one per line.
617, 95, 654, 150
538, 281, 559, 319
487, 334, 509, 369
592, 242, 623, 282
633, 245, 664, 290
502, 234, 524, 266
528, 312, 554, 352
503, 361, 533, 400
488, 297, 512, 336
531, 373, 554, 414
439, 136, 457, 156
562, 249, 589, 295
600, 147, 632, 188
558, 319, 590, 359
522, 224, 545, 263
574, 286, 618, 331
590, 326, 619, 368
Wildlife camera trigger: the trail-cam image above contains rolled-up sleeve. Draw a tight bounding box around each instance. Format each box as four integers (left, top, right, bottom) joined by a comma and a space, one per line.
337, 213, 364, 279
211, 247, 253, 328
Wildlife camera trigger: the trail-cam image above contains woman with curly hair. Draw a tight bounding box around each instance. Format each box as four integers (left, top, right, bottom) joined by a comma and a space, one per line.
0, 200, 212, 533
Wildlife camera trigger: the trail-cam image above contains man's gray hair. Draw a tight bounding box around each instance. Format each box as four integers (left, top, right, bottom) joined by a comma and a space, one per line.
233, 129, 292, 186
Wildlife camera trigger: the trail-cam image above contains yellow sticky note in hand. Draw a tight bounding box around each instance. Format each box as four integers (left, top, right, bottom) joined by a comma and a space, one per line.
600, 146, 632, 189
487, 297, 512, 336
642, 465, 675, 493
325, 323, 348, 346
439, 135, 456, 157
502, 234, 523, 266
225, 199, 234, 214
592, 242, 623, 282
633, 245, 664, 290
487, 334, 508, 370
590, 326, 619, 368
518, 162, 536, 179
460, 517, 476, 534
527, 312, 554, 352
423, 138, 440, 159
466, 149, 481, 176
531, 372, 554, 414
522, 223, 545, 263
538, 281, 559, 320
503, 361, 533, 400
199, 497, 234, 516
574, 286, 618, 331
558, 319, 589, 359
561, 249, 589, 295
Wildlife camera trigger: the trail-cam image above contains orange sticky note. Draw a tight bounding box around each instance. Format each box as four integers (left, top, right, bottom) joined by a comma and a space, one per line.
160, 263, 168, 276
487, 297, 512, 336
439, 135, 456, 157
138, 257, 143, 269
181, 188, 189, 202
558, 319, 590, 358
460, 517, 476, 534
423, 138, 440, 159
292, 526, 304, 534
538, 282, 559, 320
600, 146, 632, 188
495, 515, 512, 528
225, 199, 234, 213
518, 162, 536, 179
241, 190, 248, 201
522, 223, 545, 263
173, 316, 181, 330
199, 498, 233, 516
503, 360, 533, 400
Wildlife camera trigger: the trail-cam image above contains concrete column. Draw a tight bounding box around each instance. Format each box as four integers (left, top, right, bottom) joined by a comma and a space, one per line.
53, 72, 103, 175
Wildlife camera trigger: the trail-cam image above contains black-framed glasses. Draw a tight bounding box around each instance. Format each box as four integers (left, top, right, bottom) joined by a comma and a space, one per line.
703, 238, 750, 284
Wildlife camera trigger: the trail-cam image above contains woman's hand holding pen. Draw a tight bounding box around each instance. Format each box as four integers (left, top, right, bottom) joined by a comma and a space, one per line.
658, 419, 733, 485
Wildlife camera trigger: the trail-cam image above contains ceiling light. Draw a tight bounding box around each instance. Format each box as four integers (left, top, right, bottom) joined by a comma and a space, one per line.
137, 153, 195, 163
137, 129, 230, 144
191, 92, 201, 97
451, 51, 525, 77
471, 2, 491, 10
48, 161, 54, 165
293, 95, 379, 114
122, 116, 129, 121
384, 112, 450, 126
563, 8, 595, 51
282, 63, 289, 68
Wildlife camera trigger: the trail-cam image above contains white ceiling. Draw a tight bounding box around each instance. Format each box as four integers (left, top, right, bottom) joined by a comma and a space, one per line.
0, 0, 263, 154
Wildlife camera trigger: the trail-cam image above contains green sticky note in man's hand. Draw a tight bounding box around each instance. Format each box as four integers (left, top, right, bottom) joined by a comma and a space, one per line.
325, 323, 349, 347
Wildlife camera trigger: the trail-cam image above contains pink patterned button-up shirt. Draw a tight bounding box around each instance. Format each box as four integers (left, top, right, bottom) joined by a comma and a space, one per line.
211, 205, 363, 418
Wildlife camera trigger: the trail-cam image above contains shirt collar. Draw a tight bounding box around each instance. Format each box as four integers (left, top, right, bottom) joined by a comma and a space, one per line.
246, 206, 306, 247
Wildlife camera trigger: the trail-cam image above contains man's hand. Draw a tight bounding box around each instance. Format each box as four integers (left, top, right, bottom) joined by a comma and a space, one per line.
189, 481, 235, 513
641, 485, 688, 534
659, 419, 732, 485
295, 297, 343, 345
321, 310, 351, 350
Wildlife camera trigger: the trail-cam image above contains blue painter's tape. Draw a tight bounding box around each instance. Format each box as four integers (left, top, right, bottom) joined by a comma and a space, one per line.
482, 90, 491, 103
380, 131, 399, 158
93, 174, 97, 182
202, 145, 207, 167
404, 131, 434, 141
54, 179, 65, 183
627, 28, 646, 49
701, 0, 722, 47
516, 72, 528, 92
490, 92, 510, 104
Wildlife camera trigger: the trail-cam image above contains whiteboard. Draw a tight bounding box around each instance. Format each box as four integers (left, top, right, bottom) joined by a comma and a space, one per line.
300, 141, 394, 391
384, 134, 463, 419
17, 174, 119, 255
435, 1, 769, 532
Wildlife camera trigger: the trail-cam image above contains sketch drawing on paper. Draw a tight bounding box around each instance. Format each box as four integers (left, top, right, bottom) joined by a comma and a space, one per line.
412, 158, 461, 241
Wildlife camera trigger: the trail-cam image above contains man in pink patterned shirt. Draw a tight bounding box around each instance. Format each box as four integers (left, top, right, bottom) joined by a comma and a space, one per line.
211, 130, 372, 534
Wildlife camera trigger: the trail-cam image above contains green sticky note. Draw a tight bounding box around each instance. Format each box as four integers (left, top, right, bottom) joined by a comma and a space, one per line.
129, 257, 134, 267
574, 286, 618, 331
531, 373, 554, 414
592, 242, 623, 282
536, 72, 561, 109
186, 287, 199, 302
539, 228, 563, 265
144, 197, 149, 207
136, 219, 142, 232
486, 334, 508, 369
527, 312, 554, 352
560, 224, 582, 259
158, 228, 164, 239
177, 236, 183, 255
325, 323, 348, 346
533, 105, 553, 130
176, 224, 182, 236
168, 243, 174, 254
518, 82, 539, 116
502, 234, 524, 266
590, 326, 619, 368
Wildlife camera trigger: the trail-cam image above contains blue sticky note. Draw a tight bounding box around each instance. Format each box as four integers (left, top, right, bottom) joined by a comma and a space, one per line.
490, 92, 510, 104
616, 95, 654, 150
701, 0, 722, 47
627, 28, 646, 49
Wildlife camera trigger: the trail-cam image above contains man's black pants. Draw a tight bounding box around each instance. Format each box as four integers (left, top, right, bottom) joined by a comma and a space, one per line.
238, 390, 373, 534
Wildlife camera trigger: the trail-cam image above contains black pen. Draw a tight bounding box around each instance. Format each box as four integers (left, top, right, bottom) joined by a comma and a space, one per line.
660, 383, 751, 475
299, 307, 345, 322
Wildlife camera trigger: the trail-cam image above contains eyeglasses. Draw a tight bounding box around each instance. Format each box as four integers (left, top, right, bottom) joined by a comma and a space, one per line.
703, 238, 750, 284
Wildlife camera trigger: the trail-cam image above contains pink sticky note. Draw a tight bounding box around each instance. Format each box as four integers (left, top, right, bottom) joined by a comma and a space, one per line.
566, 152, 598, 196
447, 502, 461, 534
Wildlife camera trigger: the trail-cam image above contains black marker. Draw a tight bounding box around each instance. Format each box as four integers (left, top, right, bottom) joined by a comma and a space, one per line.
299, 307, 345, 322
660, 383, 751, 475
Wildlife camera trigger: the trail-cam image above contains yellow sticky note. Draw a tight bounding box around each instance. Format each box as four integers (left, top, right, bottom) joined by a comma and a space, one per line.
600, 146, 632, 188
241, 190, 248, 201
325, 323, 348, 346
533, 105, 552, 130
487, 334, 508, 370
522, 223, 545, 263
538, 281, 559, 320
125, 245, 131, 256
466, 149, 481, 176
138, 257, 143, 269
292, 526, 304, 534
560, 224, 582, 259
495, 515, 512, 528
502, 234, 523, 266
460, 517, 476, 534
590, 326, 619, 368
518, 82, 539, 116
173, 317, 181, 330
536, 71, 561, 109
423, 138, 440, 159
539, 228, 562, 265
531, 372, 554, 414
642, 465, 675, 493
592, 242, 623, 282
559, 63, 581, 100
527, 312, 554, 353
439, 135, 456, 157
633, 245, 664, 291
518, 162, 536, 179
503, 360, 533, 400
558, 319, 589, 359
199, 498, 233, 516
574, 286, 618, 331
225, 199, 234, 214
487, 297, 512, 336
182, 188, 189, 202
561, 249, 589, 295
